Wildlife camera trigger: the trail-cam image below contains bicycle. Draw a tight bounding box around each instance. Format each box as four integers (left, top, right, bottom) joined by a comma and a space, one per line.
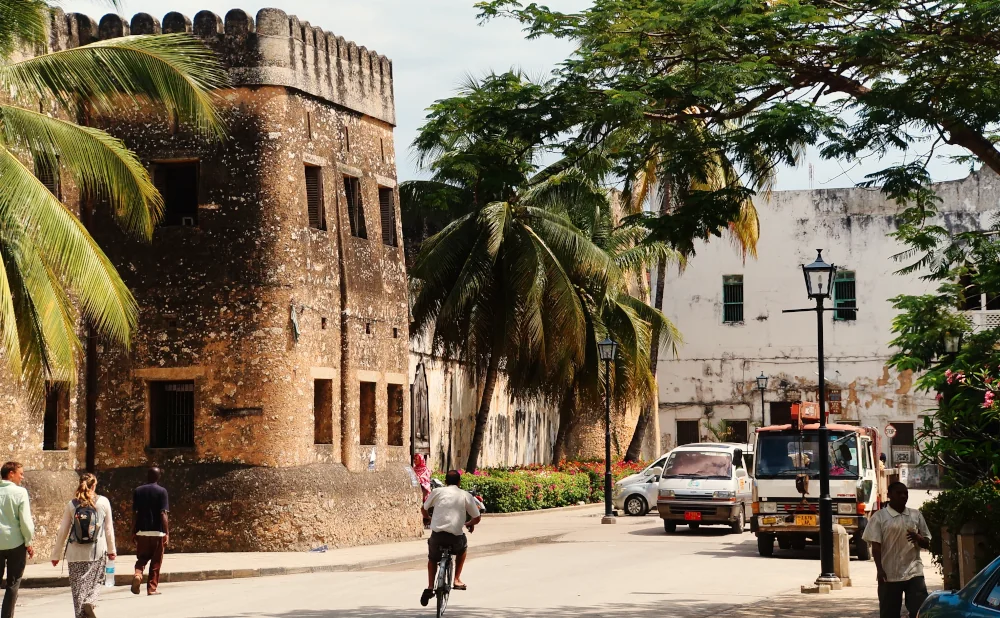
433, 546, 454, 617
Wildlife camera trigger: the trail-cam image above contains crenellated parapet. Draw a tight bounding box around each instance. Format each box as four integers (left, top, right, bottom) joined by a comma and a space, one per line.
48, 7, 395, 125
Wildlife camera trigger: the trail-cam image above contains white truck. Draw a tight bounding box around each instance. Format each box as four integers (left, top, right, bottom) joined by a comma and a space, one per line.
750, 421, 884, 560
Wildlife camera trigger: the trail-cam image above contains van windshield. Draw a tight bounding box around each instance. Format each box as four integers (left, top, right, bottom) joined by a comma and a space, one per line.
755, 431, 859, 479
662, 451, 733, 479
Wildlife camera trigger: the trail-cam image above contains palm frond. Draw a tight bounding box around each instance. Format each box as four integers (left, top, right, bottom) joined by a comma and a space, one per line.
1, 34, 226, 135
1, 103, 163, 237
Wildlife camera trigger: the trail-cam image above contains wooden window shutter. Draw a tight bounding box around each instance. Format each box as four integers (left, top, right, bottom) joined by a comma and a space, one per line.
305, 166, 325, 230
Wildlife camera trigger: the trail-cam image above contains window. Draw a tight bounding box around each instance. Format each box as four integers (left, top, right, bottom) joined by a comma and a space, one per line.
153, 161, 198, 226
149, 381, 195, 448
343, 126, 350, 152
769, 402, 793, 426
314, 379, 334, 445
343, 176, 367, 238
676, 420, 700, 446
833, 270, 857, 321
359, 381, 377, 445
43, 381, 69, 451
34, 157, 60, 200
959, 272, 1000, 311
305, 165, 325, 230
321, 317, 328, 330
387, 384, 404, 446
722, 275, 744, 323
378, 187, 397, 246
891, 422, 915, 447
306, 111, 313, 140
723, 420, 749, 444
380, 138, 385, 162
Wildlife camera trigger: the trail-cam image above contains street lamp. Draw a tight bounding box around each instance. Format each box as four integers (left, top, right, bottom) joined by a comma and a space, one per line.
786, 249, 839, 586
598, 337, 618, 525
756, 372, 768, 426
943, 331, 963, 355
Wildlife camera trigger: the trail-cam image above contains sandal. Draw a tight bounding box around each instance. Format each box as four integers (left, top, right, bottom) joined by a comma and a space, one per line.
453, 584, 467, 591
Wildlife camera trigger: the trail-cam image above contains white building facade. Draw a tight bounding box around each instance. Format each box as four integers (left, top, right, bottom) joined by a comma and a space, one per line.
655, 169, 1000, 477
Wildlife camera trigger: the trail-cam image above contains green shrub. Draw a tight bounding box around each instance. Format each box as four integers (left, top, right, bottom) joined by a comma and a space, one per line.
920, 481, 1000, 588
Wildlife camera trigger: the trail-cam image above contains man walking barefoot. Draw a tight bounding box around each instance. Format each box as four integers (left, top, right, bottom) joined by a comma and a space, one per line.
131, 467, 169, 596
0, 462, 34, 618
419, 470, 481, 607
863, 482, 932, 618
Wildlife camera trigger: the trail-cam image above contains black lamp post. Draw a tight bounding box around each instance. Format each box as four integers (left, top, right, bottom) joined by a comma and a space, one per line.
598, 337, 619, 524
800, 249, 839, 585
943, 331, 963, 356
756, 372, 769, 426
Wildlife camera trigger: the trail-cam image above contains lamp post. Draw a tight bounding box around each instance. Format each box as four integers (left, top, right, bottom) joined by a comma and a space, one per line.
800, 249, 839, 585
598, 337, 619, 525
943, 331, 963, 356
783, 251, 840, 583
756, 372, 769, 426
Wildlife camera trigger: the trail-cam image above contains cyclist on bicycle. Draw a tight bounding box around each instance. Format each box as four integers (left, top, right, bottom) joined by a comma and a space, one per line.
420, 470, 481, 607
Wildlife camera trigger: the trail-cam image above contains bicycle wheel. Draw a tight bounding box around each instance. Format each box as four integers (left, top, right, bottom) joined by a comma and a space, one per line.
436, 555, 453, 617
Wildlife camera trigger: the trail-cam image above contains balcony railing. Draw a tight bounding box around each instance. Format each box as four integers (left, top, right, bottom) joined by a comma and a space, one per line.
964, 310, 1000, 330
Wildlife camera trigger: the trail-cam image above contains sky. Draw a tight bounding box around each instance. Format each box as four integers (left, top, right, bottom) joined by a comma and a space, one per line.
61, 0, 975, 191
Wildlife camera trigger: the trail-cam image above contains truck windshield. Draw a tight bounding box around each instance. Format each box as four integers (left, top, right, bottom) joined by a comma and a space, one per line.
662, 451, 733, 479
755, 432, 860, 479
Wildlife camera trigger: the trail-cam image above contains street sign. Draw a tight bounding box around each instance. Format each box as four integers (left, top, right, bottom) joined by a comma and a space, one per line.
884, 424, 897, 439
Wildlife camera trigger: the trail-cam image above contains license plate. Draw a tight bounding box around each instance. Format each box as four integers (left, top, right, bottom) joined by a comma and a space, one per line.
684, 511, 702, 521
795, 515, 818, 526
838, 518, 854, 526
761, 516, 778, 525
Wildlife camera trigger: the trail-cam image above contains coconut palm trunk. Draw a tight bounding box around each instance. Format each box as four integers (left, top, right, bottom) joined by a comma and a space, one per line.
624, 254, 667, 462
466, 349, 501, 473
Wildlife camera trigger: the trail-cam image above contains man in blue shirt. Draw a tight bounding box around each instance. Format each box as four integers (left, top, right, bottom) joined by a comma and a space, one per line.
0, 461, 34, 618
131, 467, 169, 596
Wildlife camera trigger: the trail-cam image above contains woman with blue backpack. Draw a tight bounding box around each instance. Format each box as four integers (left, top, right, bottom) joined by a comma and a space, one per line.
50, 473, 116, 618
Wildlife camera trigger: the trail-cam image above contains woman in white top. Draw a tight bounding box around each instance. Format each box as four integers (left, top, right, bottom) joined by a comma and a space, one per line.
50, 473, 116, 618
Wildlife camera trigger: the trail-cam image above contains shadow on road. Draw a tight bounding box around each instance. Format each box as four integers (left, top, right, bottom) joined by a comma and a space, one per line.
627, 526, 736, 537
202, 591, 879, 618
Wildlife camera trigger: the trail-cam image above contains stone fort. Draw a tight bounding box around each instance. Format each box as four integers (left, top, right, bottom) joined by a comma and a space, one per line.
5, 6, 424, 556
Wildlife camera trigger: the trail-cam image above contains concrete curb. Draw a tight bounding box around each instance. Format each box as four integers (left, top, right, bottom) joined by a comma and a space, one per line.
482, 503, 602, 518
21, 533, 566, 589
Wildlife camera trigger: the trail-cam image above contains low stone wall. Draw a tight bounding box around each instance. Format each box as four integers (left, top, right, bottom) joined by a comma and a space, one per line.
27, 464, 423, 557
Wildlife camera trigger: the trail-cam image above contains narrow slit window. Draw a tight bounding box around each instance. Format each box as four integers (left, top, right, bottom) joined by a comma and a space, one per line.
153, 161, 199, 226
344, 176, 367, 238
833, 270, 857, 321
387, 384, 404, 446
314, 379, 334, 445
378, 187, 397, 247
306, 111, 313, 140
149, 380, 195, 448
43, 381, 70, 451
343, 126, 350, 152
305, 165, 325, 230
722, 275, 744, 324
34, 157, 60, 200
359, 381, 377, 445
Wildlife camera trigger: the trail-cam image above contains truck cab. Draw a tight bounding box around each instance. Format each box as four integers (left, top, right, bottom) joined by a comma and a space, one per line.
751, 423, 881, 559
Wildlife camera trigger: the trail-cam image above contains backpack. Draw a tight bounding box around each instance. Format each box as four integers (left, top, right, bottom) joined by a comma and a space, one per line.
69, 500, 101, 544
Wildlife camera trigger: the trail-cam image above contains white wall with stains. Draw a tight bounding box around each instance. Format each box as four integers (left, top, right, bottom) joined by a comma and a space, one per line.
656, 169, 1000, 462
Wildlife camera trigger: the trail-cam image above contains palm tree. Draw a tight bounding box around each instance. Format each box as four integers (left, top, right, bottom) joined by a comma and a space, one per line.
0, 1, 224, 394
519, 161, 680, 461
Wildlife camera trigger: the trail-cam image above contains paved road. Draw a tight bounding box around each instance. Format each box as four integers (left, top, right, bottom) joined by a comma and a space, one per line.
14, 497, 941, 618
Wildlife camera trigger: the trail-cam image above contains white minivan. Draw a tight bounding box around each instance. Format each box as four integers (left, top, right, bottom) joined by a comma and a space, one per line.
656, 442, 752, 534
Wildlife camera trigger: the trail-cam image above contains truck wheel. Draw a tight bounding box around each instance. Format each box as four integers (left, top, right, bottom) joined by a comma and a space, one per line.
778, 536, 791, 550
757, 533, 775, 557
856, 535, 871, 561
791, 538, 807, 551
730, 507, 745, 534
689, 522, 700, 531
664, 521, 677, 534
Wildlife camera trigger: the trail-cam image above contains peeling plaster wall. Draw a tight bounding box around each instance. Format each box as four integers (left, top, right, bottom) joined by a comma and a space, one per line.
656, 169, 1000, 461
410, 334, 559, 471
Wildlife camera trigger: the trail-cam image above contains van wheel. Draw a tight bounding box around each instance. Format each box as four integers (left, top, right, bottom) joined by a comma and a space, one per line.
664, 521, 677, 533
624, 495, 647, 517
757, 533, 775, 557
730, 507, 745, 534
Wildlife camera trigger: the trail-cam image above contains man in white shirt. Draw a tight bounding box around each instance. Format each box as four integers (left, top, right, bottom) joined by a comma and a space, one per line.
862, 482, 932, 618
419, 470, 481, 607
